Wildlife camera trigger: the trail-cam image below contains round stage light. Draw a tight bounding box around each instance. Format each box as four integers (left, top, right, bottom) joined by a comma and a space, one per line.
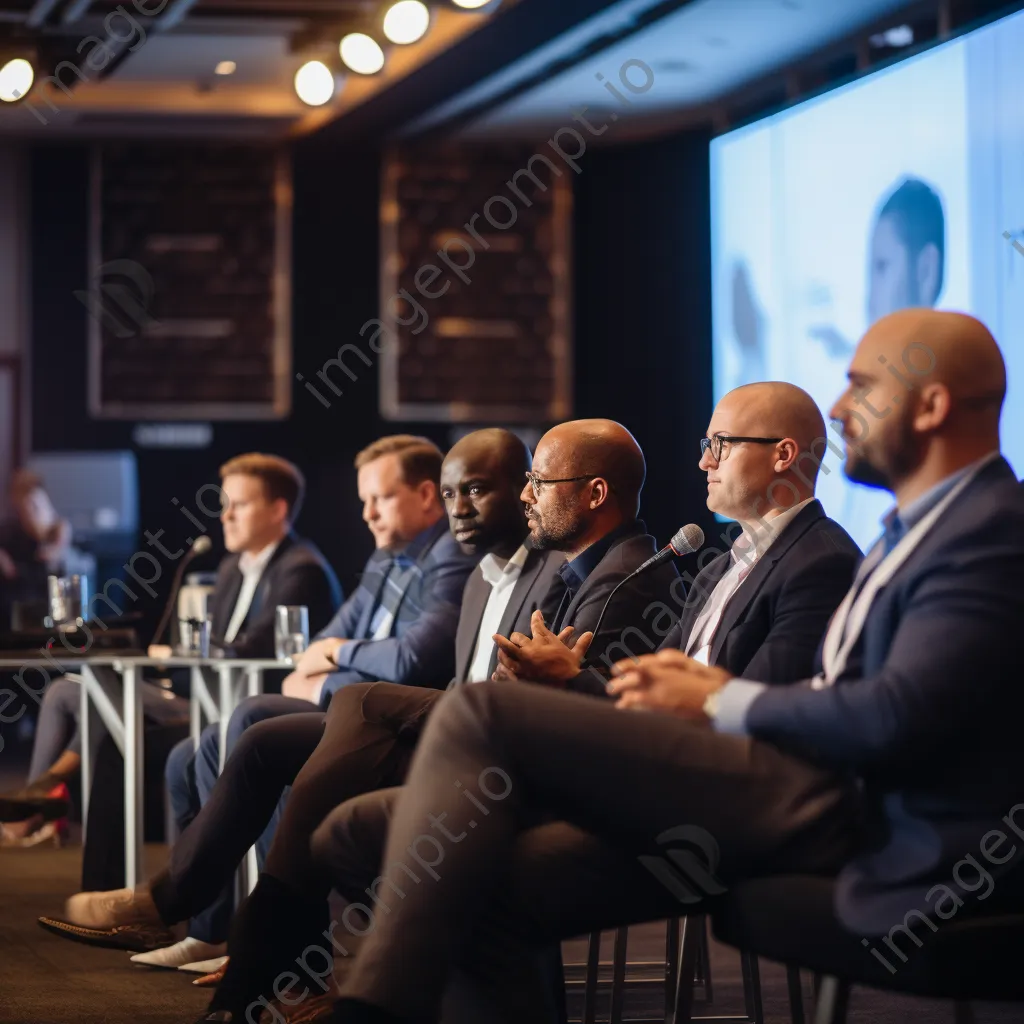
0, 58, 34, 103
340, 33, 386, 74
451, 0, 494, 9
294, 60, 336, 107
383, 1, 431, 45
215, 60, 237, 76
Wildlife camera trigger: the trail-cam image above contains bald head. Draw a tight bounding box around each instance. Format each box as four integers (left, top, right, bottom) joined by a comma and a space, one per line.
440, 428, 532, 556
522, 419, 645, 556
724, 382, 827, 454
860, 309, 1005, 425
539, 419, 646, 515
831, 309, 1005, 502
446, 428, 532, 483
702, 383, 827, 522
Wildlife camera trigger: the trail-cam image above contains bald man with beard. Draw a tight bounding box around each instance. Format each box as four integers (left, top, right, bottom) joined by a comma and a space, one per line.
313, 310, 1024, 1024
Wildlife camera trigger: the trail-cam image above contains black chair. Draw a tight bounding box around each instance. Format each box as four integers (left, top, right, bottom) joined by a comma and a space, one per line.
574, 917, 779, 1024
709, 875, 1024, 1023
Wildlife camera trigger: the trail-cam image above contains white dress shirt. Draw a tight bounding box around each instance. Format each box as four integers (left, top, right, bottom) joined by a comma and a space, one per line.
223, 539, 281, 644
465, 544, 530, 683
686, 498, 815, 664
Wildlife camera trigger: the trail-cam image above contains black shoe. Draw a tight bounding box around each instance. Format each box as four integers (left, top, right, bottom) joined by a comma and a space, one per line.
332, 999, 410, 1023
0, 793, 69, 823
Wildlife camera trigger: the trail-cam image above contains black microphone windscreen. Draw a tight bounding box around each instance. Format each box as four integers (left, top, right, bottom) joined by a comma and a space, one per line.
670, 524, 704, 556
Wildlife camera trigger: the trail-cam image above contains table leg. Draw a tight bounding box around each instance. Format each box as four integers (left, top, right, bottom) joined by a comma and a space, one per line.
123, 665, 144, 889
79, 670, 91, 829
190, 666, 203, 749
216, 665, 234, 773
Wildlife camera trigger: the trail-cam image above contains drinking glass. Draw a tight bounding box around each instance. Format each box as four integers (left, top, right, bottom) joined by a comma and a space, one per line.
275, 605, 309, 663
46, 574, 88, 627
178, 617, 211, 658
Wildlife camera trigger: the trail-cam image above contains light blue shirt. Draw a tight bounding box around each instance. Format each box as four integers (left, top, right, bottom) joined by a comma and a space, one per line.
711, 455, 998, 735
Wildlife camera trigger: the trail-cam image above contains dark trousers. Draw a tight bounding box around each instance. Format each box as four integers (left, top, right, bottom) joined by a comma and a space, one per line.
81, 722, 191, 892
150, 683, 568, 1024
312, 682, 859, 1024
149, 683, 438, 928
160, 694, 317, 942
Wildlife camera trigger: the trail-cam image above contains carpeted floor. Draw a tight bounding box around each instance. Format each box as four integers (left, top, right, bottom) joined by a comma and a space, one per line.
3, 842, 1024, 1024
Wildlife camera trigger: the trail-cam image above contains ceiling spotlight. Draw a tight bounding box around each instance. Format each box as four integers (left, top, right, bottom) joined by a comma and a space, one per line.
215, 60, 237, 76
340, 33, 385, 74
294, 60, 336, 107
451, 0, 495, 8
0, 57, 34, 103
383, 1, 431, 45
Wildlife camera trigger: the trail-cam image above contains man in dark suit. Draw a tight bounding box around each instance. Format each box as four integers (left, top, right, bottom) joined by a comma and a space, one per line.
312, 311, 1023, 1024
655, 380, 860, 683
154, 419, 685, 1021
42, 430, 538, 961
0, 453, 340, 835
490, 387, 859, 694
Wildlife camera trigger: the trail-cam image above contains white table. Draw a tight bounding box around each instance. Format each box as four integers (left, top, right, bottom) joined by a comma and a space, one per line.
77, 655, 291, 888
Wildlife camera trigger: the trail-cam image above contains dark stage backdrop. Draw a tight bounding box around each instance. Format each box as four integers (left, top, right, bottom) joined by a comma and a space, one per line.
28, 127, 714, 639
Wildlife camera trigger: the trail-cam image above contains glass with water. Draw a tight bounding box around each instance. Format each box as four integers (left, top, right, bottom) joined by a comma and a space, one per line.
46, 574, 88, 628
275, 605, 309, 663
178, 617, 211, 658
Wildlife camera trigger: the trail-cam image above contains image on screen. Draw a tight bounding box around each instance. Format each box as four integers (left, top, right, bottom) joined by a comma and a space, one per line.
710, 8, 1024, 552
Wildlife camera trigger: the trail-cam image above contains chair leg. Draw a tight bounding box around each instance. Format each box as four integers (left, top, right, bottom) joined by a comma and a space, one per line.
582, 931, 601, 1024
954, 1003, 976, 1024
665, 918, 681, 1021
739, 950, 765, 1024
786, 966, 806, 1024
670, 915, 703, 1024
812, 976, 850, 1024
609, 927, 628, 1024
697, 915, 714, 1002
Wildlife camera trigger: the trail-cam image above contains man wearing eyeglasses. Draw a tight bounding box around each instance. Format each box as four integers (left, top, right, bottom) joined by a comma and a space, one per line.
658, 380, 862, 683
493, 384, 861, 694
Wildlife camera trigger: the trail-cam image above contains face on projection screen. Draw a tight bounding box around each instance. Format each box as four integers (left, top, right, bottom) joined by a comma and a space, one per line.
710, 9, 1024, 552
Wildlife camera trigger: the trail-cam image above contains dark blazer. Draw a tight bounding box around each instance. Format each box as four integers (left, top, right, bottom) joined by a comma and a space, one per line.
569, 522, 682, 694
450, 546, 566, 687
744, 458, 1024, 932
317, 518, 481, 703
660, 500, 861, 682
208, 532, 341, 660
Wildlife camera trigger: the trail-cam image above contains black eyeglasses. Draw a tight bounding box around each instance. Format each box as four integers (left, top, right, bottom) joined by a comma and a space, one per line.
524, 472, 597, 492
700, 434, 784, 462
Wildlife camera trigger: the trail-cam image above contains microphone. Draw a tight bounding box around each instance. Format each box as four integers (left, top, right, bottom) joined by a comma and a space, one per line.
635, 523, 705, 574
582, 524, 705, 675
151, 535, 213, 647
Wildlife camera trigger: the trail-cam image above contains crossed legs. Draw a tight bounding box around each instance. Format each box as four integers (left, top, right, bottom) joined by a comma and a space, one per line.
311, 682, 858, 1024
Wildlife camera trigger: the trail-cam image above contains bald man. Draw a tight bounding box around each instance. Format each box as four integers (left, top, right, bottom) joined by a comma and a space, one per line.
40, 431, 556, 955
489, 385, 860, 692
648, 380, 861, 683
312, 311, 1024, 1024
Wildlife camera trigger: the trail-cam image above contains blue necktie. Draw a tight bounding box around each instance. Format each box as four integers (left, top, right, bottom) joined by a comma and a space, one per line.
882, 515, 905, 556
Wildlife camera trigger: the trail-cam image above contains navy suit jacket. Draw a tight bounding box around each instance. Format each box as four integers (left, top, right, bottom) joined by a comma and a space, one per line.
744, 458, 1024, 932
659, 500, 860, 682
316, 518, 480, 703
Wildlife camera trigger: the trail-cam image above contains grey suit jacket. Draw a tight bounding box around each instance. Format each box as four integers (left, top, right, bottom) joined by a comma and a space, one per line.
449, 547, 566, 688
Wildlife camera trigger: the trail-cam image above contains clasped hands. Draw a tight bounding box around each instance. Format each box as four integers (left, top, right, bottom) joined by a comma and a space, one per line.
608, 648, 731, 720
490, 612, 732, 718
491, 609, 594, 686
281, 636, 351, 702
